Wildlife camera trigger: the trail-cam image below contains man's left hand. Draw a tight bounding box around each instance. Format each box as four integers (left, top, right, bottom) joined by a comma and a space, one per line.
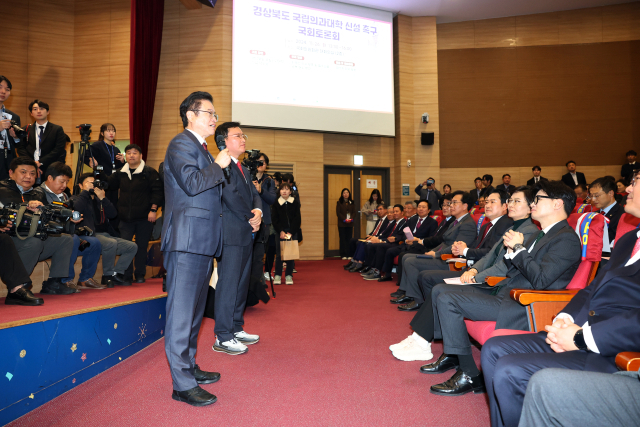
8, 127, 16, 138
425, 250, 436, 257
148, 211, 157, 223
250, 209, 261, 227
387, 236, 396, 242
545, 317, 580, 353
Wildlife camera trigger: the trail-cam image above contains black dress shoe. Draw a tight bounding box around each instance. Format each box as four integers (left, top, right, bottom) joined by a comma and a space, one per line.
398, 300, 422, 311
430, 370, 485, 396
378, 275, 392, 282
349, 264, 364, 273
360, 267, 372, 275
5, 287, 44, 306
343, 261, 353, 270
134, 277, 146, 283
420, 353, 460, 374
194, 364, 221, 384
390, 295, 413, 304
390, 290, 405, 298
172, 386, 217, 406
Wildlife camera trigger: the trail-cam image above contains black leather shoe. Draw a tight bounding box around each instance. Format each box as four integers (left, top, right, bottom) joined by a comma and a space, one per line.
349, 264, 364, 273
172, 386, 217, 406
360, 267, 372, 275
420, 354, 460, 374
343, 261, 353, 270
390, 290, 405, 298
391, 295, 413, 304
134, 277, 146, 283
5, 287, 44, 306
194, 365, 221, 384
40, 279, 76, 295
378, 275, 392, 282
430, 370, 485, 396
398, 300, 422, 311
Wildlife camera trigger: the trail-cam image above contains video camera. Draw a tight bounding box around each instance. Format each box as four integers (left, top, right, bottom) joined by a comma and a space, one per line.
92, 165, 109, 190
242, 149, 265, 182
0, 201, 80, 240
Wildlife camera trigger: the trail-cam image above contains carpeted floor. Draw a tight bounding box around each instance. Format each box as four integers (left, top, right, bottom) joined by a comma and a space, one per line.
8, 259, 490, 427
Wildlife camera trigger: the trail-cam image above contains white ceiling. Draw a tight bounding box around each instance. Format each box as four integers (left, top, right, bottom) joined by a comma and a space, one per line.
333, 0, 638, 23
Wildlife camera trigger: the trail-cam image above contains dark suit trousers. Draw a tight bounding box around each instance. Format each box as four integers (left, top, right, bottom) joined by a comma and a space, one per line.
372, 243, 394, 270
164, 251, 213, 391
381, 245, 405, 275
403, 260, 450, 303
395, 246, 425, 284
348, 237, 360, 258
481, 332, 617, 427
0, 233, 32, 289
364, 241, 379, 266
215, 243, 253, 342
119, 219, 154, 279
338, 227, 352, 258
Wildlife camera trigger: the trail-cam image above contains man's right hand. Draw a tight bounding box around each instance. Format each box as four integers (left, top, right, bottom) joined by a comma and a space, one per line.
0, 220, 13, 233
214, 148, 231, 168
93, 187, 106, 200
27, 201, 43, 212
0, 119, 11, 130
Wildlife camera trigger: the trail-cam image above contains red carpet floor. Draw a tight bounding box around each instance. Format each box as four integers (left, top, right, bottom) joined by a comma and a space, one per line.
8, 259, 490, 426
1, 280, 165, 326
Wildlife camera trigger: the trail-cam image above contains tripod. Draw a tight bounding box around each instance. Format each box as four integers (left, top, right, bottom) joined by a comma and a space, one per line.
72, 125, 93, 195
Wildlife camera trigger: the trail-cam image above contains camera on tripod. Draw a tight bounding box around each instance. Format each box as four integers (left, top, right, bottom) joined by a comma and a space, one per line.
77, 123, 92, 142
0, 202, 79, 240
242, 149, 264, 182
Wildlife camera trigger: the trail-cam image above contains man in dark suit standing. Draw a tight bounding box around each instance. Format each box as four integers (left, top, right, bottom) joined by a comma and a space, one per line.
620, 150, 637, 182
499, 174, 516, 195
17, 100, 67, 180
561, 160, 587, 189
211, 122, 262, 356
162, 92, 231, 407
526, 165, 548, 186
423, 181, 581, 396
469, 177, 483, 206
0, 76, 21, 181
480, 174, 494, 197
481, 172, 640, 427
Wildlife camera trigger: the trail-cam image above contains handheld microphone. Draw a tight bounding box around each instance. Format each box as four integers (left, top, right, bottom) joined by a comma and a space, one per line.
215, 135, 231, 179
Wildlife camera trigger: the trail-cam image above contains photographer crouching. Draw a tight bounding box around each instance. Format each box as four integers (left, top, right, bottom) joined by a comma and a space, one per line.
73, 173, 137, 287
0, 158, 74, 296
35, 162, 105, 290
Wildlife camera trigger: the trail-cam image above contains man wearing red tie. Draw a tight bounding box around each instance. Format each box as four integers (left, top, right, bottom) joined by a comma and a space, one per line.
211, 122, 262, 356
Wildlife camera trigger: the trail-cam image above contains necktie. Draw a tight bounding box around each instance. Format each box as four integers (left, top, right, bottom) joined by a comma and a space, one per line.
202, 142, 208, 151
36, 125, 44, 161
237, 161, 246, 179
531, 231, 545, 249
631, 237, 640, 258
535, 177, 539, 183
414, 218, 423, 233
476, 222, 494, 248
372, 220, 383, 236
389, 222, 397, 235
452, 219, 459, 227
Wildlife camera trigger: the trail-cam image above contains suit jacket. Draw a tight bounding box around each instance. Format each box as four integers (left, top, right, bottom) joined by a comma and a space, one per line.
161, 130, 225, 256
413, 216, 438, 239
434, 213, 478, 257
474, 218, 540, 283
369, 217, 390, 237
419, 217, 454, 251
220, 158, 262, 247
561, 172, 587, 188
498, 184, 516, 195
526, 176, 549, 186
382, 218, 407, 242
493, 220, 582, 330
414, 185, 441, 210
561, 230, 640, 357
621, 163, 637, 181
469, 188, 484, 206
603, 202, 624, 244
0, 108, 20, 181
464, 215, 514, 261
480, 185, 495, 198
257, 175, 277, 224
18, 122, 67, 174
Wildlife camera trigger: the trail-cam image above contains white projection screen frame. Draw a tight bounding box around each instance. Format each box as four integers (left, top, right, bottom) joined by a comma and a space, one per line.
232, 0, 395, 136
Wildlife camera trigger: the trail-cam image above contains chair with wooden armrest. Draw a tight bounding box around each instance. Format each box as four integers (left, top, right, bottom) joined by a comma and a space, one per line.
616, 352, 640, 371
441, 254, 466, 272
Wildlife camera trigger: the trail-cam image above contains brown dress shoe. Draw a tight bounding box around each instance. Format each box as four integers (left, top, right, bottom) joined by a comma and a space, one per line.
78, 278, 107, 289
63, 281, 82, 293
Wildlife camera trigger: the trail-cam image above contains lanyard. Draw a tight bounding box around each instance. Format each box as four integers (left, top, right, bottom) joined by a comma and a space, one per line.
105, 141, 115, 167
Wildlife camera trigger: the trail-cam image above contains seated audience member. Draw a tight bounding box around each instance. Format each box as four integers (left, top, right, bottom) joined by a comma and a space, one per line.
17, 100, 66, 178
499, 174, 516, 195
344, 204, 388, 269
349, 205, 402, 273
481, 173, 640, 427
109, 144, 163, 283
36, 162, 104, 290
361, 189, 383, 235
423, 181, 581, 396
0, 75, 21, 181
336, 188, 357, 260
1, 231, 43, 306
391, 186, 539, 362
519, 368, 640, 427
469, 177, 483, 206
390, 196, 454, 297
271, 182, 301, 285
589, 177, 624, 247
621, 149, 637, 182
0, 158, 74, 294
574, 183, 589, 201
439, 184, 451, 208
616, 178, 629, 194
415, 177, 441, 211
377, 200, 438, 282
526, 166, 548, 186
393, 189, 513, 312
562, 160, 587, 188
480, 174, 494, 197
73, 173, 137, 287
358, 204, 408, 276
84, 123, 125, 176
393, 191, 477, 311
470, 196, 485, 214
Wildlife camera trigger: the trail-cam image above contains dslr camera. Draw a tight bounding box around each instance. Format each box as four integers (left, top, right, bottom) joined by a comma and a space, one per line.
92, 165, 109, 190
0, 202, 79, 240
242, 149, 265, 182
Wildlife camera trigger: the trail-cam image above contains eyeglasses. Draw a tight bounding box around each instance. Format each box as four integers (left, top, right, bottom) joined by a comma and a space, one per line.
441, 203, 451, 207
507, 199, 525, 205
191, 110, 218, 121
532, 195, 554, 205
451, 200, 463, 205
485, 199, 502, 205
631, 176, 639, 187
227, 133, 248, 141
590, 191, 608, 200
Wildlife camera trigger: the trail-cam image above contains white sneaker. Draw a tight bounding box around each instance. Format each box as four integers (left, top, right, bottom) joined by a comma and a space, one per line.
212, 338, 248, 355
274, 275, 281, 284
341, 257, 347, 260
285, 275, 293, 285
389, 335, 414, 352
234, 330, 260, 345
263, 272, 270, 281
392, 340, 433, 362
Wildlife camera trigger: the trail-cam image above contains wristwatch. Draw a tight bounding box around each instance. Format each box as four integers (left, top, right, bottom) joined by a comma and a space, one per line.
513, 243, 525, 252
573, 329, 588, 351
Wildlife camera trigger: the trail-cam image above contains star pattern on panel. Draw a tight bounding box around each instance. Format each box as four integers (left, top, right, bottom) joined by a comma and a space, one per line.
138, 323, 147, 340
81, 353, 87, 362
29, 393, 34, 399
71, 343, 77, 353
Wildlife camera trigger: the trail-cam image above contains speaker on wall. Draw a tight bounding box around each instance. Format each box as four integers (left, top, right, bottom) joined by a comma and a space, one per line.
421, 132, 434, 146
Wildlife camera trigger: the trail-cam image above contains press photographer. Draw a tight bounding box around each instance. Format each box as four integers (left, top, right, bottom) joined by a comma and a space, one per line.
36, 162, 105, 290
0, 157, 75, 295
0, 75, 22, 181
73, 173, 137, 287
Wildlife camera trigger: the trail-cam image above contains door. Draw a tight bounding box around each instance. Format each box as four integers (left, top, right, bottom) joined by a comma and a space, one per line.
326, 169, 354, 256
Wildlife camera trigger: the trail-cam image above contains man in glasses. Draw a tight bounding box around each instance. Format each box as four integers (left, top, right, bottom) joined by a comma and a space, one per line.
589, 177, 624, 248
423, 181, 581, 396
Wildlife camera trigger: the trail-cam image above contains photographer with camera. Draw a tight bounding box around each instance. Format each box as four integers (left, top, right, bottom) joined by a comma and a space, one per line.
35, 162, 105, 290
0, 76, 23, 181
0, 157, 75, 295
108, 144, 163, 283
415, 177, 441, 211
73, 173, 137, 287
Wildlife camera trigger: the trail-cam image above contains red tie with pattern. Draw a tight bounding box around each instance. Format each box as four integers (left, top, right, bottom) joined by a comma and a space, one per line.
632, 237, 640, 258
414, 218, 423, 233
372, 220, 383, 236
237, 162, 246, 179
476, 222, 493, 248
202, 143, 208, 151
